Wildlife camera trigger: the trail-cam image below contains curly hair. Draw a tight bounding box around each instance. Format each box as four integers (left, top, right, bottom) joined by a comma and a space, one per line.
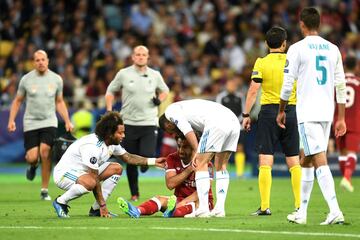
95, 111, 123, 141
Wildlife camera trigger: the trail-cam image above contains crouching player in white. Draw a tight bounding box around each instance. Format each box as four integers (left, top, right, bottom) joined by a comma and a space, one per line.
52, 112, 165, 218
159, 99, 240, 217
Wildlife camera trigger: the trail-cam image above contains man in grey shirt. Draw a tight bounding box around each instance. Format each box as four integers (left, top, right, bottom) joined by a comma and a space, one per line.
105, 45, 169, 201
7, 50, 73, 201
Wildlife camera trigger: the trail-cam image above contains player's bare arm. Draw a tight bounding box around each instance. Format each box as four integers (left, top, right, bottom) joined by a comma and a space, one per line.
117, 153, 166, 168
88, 168, 109, 218
276, 98, 288, 129
165, 165, 195, 190
334, 103, 347, 138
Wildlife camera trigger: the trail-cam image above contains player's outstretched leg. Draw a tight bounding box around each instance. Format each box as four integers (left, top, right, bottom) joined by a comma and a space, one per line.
53, 197, 70, 218
163, 195, 177, 218
117, 197, 140, 218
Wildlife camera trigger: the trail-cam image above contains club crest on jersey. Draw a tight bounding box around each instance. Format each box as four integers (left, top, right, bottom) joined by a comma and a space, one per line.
285, 59, 289, 67
90, 157, 97, 164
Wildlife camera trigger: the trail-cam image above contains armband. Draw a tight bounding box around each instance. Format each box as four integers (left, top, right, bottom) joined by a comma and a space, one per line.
147, 158, 156, 165
100, 203, 106, 208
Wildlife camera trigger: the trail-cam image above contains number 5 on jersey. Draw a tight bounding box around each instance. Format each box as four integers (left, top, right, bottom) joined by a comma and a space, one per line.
316, 55, 327, 85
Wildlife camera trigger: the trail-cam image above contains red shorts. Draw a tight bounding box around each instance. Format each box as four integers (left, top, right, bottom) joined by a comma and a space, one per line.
336, 131, 360, 152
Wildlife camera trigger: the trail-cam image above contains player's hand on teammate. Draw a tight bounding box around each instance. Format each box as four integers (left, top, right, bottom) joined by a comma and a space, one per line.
242, 117, 251, 131
276, 111, 286, 129
7, 121, 16, 132
334, 119, 347, 138
155, 157, 166, 169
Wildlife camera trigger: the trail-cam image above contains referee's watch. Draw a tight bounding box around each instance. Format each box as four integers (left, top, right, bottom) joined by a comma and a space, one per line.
242, 112, 250, 118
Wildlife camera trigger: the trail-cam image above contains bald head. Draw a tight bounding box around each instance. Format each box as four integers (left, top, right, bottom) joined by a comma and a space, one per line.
33, 50, 49, 74
34, 50, 48, 59
133, 45, 149, 54
132, 45, 149, 68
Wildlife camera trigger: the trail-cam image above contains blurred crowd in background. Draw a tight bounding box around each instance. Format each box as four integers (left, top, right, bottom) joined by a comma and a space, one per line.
0, 0, 360, 157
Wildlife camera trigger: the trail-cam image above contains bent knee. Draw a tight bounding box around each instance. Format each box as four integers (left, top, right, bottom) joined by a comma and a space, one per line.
25, 152, 39, 165
113, 163, 123, 175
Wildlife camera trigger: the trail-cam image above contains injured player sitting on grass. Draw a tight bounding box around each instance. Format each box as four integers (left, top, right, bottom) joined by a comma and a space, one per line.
117, 133, 214, 218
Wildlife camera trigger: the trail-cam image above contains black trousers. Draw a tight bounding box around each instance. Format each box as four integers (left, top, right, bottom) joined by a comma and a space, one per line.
123, 125, 158, 196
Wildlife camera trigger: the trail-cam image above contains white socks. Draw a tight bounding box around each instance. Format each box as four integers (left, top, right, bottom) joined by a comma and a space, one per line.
195, 171, 210, 211
316, 165, 341, 214
92, 174, 121, 210
214, 170, 229, 212
299, 167, 314, 218
58, 184, 89, 205
150, 197, 162, 211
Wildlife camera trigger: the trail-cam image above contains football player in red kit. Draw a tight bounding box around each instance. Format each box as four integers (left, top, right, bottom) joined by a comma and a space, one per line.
334, 56, 360, 192
117, 135, 214, 218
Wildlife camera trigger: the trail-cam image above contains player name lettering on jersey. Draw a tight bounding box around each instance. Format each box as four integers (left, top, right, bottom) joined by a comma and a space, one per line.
308, 43, 329, 50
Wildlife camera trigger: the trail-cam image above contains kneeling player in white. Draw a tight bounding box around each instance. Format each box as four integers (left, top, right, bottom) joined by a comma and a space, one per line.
159, 99, 240, 217
52, 112, 165, 218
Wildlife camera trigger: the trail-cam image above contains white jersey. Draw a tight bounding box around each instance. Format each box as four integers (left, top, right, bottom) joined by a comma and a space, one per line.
280, 35, 346, 123
165, 99, 238, 135
54, 133, 126, 173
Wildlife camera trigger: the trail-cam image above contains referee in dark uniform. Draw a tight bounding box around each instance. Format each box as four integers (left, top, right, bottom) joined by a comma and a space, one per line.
105, 45, 169, 201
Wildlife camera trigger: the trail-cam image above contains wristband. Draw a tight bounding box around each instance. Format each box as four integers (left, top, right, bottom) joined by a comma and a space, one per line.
147, 158, 156, 165
100, 203, 106, 208
242, 112, 250, 118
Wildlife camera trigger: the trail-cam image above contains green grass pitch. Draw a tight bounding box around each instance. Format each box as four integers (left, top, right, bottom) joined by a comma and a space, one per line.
0, 173, 359, 240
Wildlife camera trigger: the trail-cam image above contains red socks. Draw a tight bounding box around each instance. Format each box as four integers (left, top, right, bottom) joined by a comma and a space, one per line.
339, 154, 357, 182
338, 156, 347, 176
138, 200, 159, 215
173, 204, 193, 217
344, 154, 357, 182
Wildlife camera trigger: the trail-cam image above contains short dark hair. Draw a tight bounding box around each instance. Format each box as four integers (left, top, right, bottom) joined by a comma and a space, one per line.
158, 114, 168, 131
344, 56, 357, 70
95, 111, 123, 141
300, 7, 320, 30
159, 113, 183, 136
265, 26, 287, 49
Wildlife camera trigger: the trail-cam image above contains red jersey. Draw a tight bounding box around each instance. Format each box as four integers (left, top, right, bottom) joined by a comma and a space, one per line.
335, 73, 360, 133
165, 152, 214, 201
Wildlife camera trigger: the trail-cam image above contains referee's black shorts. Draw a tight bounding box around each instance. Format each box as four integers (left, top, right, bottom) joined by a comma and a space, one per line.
24, 127, 57, 151
255, 104, 299, 157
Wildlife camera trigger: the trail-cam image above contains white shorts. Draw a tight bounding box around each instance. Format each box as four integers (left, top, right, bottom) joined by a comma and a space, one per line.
53, 162, 111, 190
198, 118, 240, 153
298, 122, 331, 156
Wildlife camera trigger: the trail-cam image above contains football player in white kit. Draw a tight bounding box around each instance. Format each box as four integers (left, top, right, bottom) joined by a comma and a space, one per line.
277, 7, 347, 225
52, 112, 165, 218
159, 99, 240, 217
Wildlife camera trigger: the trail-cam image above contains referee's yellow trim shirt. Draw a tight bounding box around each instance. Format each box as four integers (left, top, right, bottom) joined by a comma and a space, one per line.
251, 53, 296, 105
